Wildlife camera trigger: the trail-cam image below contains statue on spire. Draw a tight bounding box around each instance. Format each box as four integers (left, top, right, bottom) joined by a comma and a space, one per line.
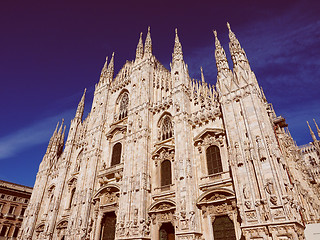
135, 32, 144, 61
144, 27, 152, 58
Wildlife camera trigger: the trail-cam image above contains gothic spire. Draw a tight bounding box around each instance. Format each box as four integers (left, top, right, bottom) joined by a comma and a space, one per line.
46, 121, 60, 153
213, 30, 230, 72
144, 27, 152, 58
313, 119, 320, 138
100, 56, 108, 79
227, 22, 248, 66
172, 28, 184, 63
60, 125, 66, 146
107, 52, 115, 81
135, 32, 144, 61
75, 89, 86, 120
307, 121, 317, 142
58, 119, 64, 136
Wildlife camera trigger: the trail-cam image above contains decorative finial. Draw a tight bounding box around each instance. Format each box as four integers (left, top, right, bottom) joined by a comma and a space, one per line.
227, 22, 231, 31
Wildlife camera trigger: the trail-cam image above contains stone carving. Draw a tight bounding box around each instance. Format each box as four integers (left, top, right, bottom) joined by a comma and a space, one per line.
19, 27, 319, 240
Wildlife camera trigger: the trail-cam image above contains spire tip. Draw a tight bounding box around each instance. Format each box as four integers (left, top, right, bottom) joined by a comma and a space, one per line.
227, 22, 231, 30
213, 30, 217, 37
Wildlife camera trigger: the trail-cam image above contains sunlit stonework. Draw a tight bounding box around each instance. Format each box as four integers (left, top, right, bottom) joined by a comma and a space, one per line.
19, 25, 320, 240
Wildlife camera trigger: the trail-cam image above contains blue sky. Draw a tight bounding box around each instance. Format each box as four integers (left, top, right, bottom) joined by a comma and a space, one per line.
0, 0, 319, 187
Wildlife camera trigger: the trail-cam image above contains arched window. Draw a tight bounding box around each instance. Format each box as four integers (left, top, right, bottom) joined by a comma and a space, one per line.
119, 93, 129, 120
212, 215, 236, 240
69, 188, 75, 209
161, 116, 173, 141
161, 160, 172, 187
111, 143, 122, 166
206, 146, 222, 175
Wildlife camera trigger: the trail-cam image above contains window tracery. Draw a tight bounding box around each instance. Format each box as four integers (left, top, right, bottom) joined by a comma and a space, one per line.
119, 93, 129, 120
160, 115, 173, 141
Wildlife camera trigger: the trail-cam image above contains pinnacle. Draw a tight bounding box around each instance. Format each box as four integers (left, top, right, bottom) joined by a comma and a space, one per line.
135, 32, 144, 61
227, 22, 231, 31
200, 67, 205, 83
144, 26, 152, 58
172, 28, 183, 63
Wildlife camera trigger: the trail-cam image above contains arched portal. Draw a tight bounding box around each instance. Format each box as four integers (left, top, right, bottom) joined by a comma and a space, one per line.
159, 222, 175, 240
212, 215, 236, 240
100, 211, 117, 240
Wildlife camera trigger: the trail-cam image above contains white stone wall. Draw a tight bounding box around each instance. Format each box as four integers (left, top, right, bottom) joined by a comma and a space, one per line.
19, 26, 320, 240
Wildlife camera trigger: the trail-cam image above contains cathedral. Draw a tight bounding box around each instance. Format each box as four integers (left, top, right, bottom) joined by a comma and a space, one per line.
19, 24, 320, 240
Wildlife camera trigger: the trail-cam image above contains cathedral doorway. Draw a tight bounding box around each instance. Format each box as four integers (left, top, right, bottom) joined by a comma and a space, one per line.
212, 215, 236, 240
100, 211, 117, 240
159, 222, 175, 240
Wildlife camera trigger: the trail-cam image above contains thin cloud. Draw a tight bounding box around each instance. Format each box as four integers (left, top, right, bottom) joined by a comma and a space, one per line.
0, 110, 74, 160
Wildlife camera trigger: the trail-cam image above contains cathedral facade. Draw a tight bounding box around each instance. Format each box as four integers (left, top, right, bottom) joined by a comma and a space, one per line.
19, 24, 320, 240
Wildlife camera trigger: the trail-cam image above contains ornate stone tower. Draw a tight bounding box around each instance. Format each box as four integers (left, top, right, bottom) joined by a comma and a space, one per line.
19, 25, 320, 240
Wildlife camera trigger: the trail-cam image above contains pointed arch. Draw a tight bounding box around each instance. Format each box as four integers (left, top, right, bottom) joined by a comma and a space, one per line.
116, 89, 129, 121
47, 184, 55, 193
157, 112, 174, 141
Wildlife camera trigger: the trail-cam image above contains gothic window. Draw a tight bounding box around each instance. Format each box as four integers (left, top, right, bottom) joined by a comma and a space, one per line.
161, 116, 173, 141
212, 216, 236, 240
206, 145, 222, 175
111, 143, 122, 166
69, 188, 76, 209
119, 93, 129, 120
161, 160, 172, 187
